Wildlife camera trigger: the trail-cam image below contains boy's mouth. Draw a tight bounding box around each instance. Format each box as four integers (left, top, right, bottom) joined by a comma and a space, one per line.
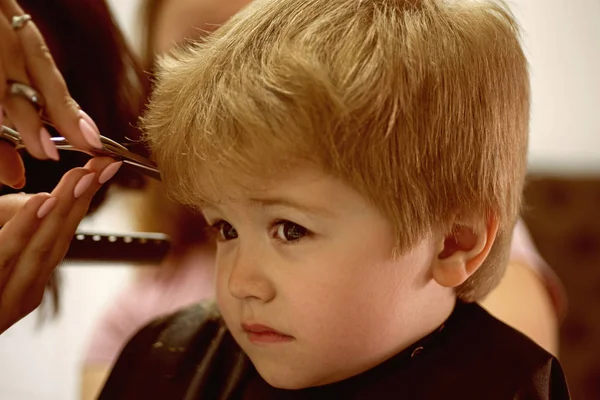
241, 323, 295, 344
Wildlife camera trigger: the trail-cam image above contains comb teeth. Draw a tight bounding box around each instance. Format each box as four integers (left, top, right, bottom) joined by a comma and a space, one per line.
59, 259, 160, 268
63, 231, 171, 265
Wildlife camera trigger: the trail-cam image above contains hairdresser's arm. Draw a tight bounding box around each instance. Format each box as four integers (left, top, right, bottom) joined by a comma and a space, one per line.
0, 157, 116, 334
480, 260, 558, 355
81, 366, 111, 400
480, 221, 561, 356
0, 0, 102, 188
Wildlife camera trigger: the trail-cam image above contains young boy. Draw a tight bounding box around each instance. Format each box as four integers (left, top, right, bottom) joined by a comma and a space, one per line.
100, 0, 570, 398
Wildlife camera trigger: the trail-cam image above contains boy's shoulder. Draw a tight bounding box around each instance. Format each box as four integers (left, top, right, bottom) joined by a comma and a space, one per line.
98, 301, 570, 400
400, 302, 570, 399
98, 301, 248, 400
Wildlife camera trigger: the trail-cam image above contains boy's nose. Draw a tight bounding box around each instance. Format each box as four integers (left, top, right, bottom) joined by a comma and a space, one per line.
227, 248, 275, 302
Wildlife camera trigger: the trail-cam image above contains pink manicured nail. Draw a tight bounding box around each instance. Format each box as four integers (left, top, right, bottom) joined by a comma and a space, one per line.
98, 161, 123, 184
37, 197, 57, 219
73, 172, 96, 199
79, 110, 100, 135
79, 118, 103, 149
40, 127, 60, 161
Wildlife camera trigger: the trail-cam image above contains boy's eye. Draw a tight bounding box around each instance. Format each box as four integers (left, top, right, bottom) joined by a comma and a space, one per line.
275, 221, 308, 242
215, 221, 238, 241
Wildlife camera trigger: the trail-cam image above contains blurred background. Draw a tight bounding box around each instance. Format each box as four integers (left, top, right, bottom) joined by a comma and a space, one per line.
0, 0, 599, 399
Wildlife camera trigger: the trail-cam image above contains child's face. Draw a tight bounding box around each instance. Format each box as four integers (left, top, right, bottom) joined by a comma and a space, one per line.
202, 165, 454, 389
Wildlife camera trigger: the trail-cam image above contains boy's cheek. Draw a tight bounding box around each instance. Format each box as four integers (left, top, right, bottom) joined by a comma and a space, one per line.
215, 286, 237, 328
215, 266, 230, 291
214, 266, 233, 305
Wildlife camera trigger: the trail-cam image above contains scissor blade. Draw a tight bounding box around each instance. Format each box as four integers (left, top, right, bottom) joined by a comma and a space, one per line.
1, 125, 161, 181
123, 159, 162, 181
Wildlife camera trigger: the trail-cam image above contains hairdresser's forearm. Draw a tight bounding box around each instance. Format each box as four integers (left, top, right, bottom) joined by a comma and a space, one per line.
479, 261, 558, 356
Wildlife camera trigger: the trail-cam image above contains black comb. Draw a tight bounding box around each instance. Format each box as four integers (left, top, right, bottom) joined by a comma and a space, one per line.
61, 230, 171, 265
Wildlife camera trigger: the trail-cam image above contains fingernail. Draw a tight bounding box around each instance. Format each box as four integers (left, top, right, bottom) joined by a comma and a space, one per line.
79, 118, 103, 149
73, 172, 96, 199
37, 197, 57, 219
98, 161, 123, 184
79, 110, 100, 135
40, 127, 60, 161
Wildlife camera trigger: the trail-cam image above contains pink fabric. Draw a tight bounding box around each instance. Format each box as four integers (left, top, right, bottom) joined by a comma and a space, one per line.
85, 221, 565, 367
509, 220, 567, 319
84, 248, 215, 366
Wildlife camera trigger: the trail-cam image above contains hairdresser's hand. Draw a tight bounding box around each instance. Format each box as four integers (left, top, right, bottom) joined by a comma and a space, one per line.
0, 0, 103, 188
0, 157, 121, 334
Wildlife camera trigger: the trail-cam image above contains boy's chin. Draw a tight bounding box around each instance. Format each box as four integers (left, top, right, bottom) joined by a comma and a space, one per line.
252, 358, 332, 390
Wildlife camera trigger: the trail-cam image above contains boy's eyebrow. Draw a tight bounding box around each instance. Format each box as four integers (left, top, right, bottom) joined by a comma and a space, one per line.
249, 197, 335, 217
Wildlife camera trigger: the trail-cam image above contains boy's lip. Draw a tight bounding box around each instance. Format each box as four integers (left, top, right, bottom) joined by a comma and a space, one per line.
241, 322, 291, 336
241, 322, 295, 343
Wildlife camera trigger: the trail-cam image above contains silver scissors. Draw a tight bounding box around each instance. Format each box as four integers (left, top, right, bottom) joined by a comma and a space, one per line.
1, 81, 160, 181
0, 124, 161, 181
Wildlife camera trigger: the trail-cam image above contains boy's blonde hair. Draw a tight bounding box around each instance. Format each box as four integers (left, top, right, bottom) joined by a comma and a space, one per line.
144, 0, 530, 301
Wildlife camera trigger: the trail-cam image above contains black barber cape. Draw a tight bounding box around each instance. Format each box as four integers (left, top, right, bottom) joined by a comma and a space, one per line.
99, 301, 570, 400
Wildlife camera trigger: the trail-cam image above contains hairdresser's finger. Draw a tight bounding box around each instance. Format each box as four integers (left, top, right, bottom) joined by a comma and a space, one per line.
0, 158, 118, 332
0, 0, 22, 104
0, 192, 51, 296
81, 157, 122, 176
4, 96, 54, 161
46, 158, 120, 262
0, 54, 5, 101
16, 19, 103, 151
0, 167, 92, 328
0, 140, 25, 188
0, 192, 33, 225
17, 158, 119, 286
0, 0, 102, 152
0, 10, 48, 160
0, 157, 116, 294
45, 159, 121, 270
0, 195, 56, 334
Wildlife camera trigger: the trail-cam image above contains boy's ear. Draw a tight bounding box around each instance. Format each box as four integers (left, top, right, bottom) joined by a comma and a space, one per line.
432, 215, 499, 288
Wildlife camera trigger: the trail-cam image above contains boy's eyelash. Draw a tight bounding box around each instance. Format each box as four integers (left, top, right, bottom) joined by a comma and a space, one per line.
271, 219, 312, 244
209, 220, 235, 241
209, 220, 224, 231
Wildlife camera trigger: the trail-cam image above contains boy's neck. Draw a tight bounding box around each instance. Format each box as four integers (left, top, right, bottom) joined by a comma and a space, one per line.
404, 291, 457, 350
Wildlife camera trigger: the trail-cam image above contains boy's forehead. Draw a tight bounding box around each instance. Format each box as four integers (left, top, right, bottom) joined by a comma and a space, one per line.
198, 170, 324, 205
201, 194, 337, 219
194, 166, 353, 216
191, 161, 324, 196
